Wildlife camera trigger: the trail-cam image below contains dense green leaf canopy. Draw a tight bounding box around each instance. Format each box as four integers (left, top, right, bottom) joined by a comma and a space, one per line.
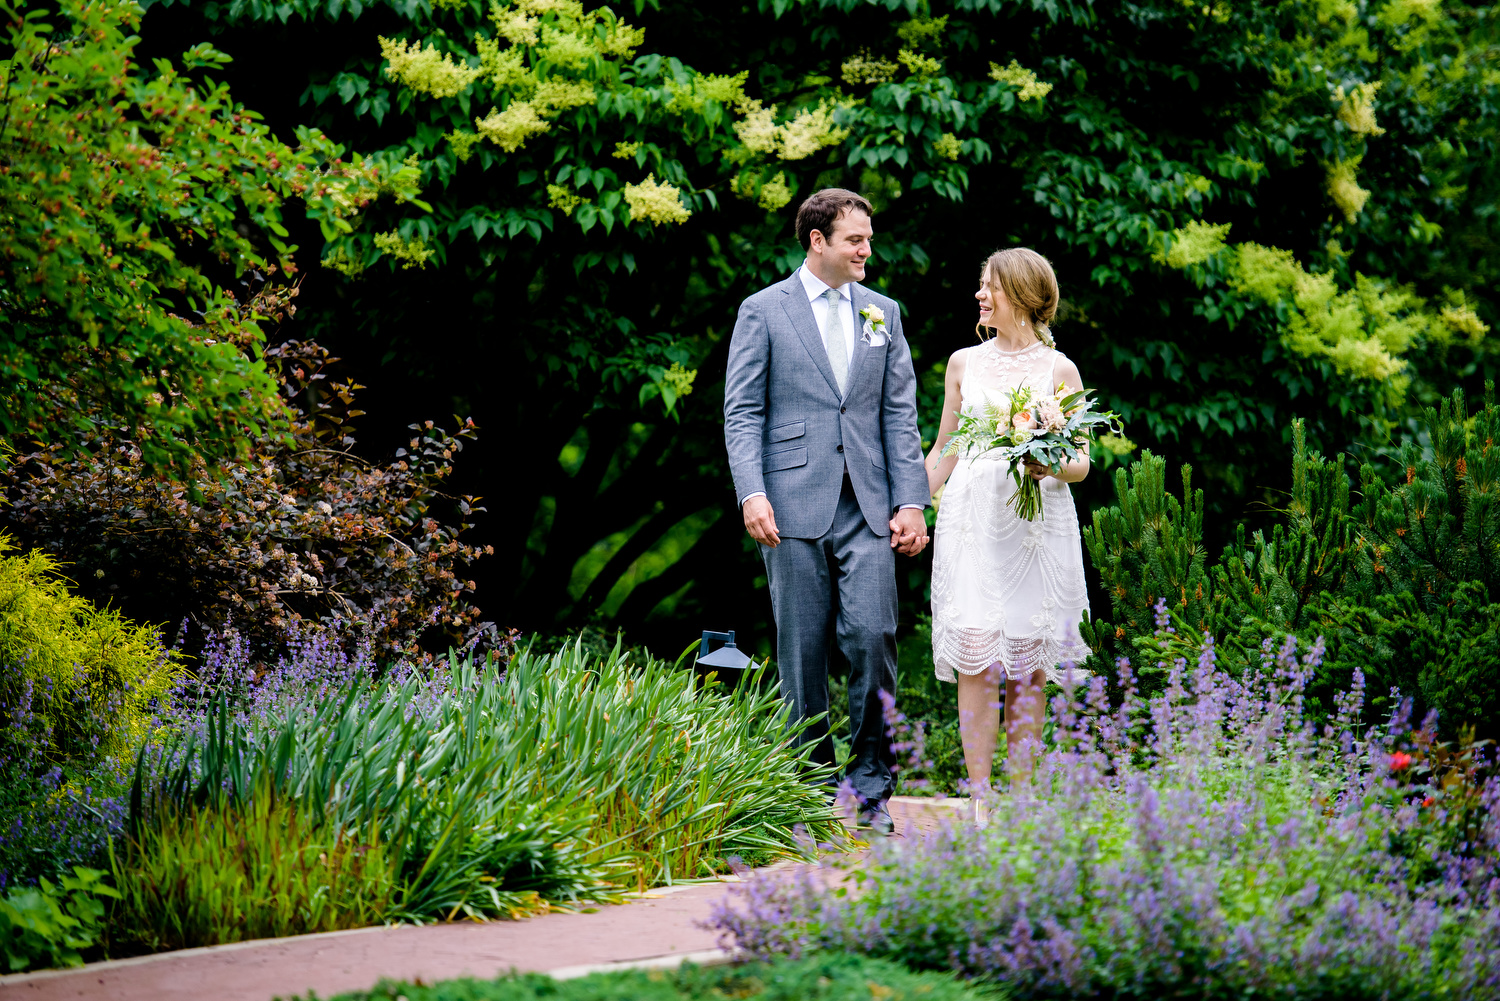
48, 0, 1500, 648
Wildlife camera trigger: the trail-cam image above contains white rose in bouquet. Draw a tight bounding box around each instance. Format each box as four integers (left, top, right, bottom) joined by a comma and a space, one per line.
1035, 396, 1067, 432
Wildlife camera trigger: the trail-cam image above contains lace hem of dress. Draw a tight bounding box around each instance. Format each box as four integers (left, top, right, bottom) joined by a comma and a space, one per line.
933, 626, 1091, 685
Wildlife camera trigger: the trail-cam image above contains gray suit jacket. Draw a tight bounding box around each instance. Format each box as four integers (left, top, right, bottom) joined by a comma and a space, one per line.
724, 272, 929, 539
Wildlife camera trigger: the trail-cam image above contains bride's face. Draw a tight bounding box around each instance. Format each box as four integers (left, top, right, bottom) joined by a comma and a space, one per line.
975, 273, 1009, 328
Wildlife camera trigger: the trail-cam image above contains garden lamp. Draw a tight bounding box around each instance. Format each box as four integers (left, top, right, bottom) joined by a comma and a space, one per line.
696, 630, 753, 672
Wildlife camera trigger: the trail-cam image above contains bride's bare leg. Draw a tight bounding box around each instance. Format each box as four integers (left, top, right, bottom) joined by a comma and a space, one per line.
1004, 668, 1047, 787
956, 663, 1003, 792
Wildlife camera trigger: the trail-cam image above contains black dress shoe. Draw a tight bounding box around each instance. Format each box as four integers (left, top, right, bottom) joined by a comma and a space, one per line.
856, 801, 895, 836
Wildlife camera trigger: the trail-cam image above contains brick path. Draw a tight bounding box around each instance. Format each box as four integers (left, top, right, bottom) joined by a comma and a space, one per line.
0, 798, 965, 1001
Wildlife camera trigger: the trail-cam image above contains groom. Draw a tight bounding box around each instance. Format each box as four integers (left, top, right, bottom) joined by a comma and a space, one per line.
723, 188, 929, 835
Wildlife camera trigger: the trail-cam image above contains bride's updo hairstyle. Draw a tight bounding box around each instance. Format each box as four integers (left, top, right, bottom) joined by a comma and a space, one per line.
977, 247, 1059, 348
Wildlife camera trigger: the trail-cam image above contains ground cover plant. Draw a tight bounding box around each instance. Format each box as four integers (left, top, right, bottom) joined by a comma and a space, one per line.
112, 637, 845, 952
309, 953, 1003, 1001
711, 616, 1500, 999
826, 615, 964, 798
0, 866, 117, 973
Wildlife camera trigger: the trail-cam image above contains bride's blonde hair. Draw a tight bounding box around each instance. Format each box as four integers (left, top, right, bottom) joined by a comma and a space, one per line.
976, 247, 1059, 348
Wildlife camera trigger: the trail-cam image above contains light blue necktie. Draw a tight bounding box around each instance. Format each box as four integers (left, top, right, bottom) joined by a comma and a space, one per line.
824, 287, 848, 395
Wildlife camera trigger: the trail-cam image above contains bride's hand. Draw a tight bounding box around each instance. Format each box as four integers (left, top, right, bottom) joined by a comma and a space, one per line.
1023, 458, 1051, 481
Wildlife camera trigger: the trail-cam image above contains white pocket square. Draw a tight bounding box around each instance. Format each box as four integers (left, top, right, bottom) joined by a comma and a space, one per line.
861, 321, 887, 346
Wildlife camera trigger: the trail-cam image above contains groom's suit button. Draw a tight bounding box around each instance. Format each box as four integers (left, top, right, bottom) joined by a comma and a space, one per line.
836, 445, 844, 452
840, 406, 847, 413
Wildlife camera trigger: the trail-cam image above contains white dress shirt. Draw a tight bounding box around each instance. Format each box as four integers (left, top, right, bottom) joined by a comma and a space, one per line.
741, 263, 924, 515
798, 264, 856, 369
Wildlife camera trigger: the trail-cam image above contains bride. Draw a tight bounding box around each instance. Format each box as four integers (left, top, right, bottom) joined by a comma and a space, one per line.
925, 248, 1092, 808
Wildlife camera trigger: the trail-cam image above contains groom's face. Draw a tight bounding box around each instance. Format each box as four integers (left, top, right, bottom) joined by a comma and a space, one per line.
811, 209, 874, 286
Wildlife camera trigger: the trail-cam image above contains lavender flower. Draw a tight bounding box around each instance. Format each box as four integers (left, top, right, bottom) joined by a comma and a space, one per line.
709, 622, 1500, 999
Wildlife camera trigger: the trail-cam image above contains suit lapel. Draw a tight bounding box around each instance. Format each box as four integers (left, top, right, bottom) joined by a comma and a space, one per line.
779, 272, 842, 400
844, 283, 875, 399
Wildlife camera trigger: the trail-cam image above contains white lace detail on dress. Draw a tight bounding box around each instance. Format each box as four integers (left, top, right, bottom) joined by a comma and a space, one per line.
930, 339, 1092, 685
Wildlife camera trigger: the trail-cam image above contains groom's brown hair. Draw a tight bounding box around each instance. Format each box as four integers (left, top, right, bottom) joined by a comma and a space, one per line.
796, 188, 873, 251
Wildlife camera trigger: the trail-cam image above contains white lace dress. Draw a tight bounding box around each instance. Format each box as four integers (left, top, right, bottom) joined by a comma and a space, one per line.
931, 339, 1092, 684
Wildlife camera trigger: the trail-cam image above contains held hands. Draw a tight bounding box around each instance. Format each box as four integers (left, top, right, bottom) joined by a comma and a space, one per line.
889, 508, 929, 557
744, 496, 928, 555
743, 495, 780, 548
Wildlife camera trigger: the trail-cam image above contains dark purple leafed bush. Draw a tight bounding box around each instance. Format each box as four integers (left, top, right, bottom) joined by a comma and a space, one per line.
710, 609, 1500, 1000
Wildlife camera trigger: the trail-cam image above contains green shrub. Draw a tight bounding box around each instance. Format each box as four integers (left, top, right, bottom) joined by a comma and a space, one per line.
312, 953, 1003, 1001
1342, 384, 1500, 724
3, 341, 493, 663
0, 866, 117, 972
1081, 388, 1500, 735
111, 778, 395, 951
0, 534, 180, 762
1081, 419, 1368, 685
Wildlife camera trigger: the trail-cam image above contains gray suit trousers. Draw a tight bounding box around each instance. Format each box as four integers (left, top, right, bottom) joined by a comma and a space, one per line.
762, 474, 897, 803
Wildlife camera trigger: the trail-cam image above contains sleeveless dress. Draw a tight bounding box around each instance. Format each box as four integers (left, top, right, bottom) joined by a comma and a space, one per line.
930, 339, 1092, 684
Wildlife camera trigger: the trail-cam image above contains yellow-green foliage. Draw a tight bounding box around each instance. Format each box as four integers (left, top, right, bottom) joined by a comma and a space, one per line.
1152, 219, 1232, 269
662, 362, 697, 399
111, 789, 396, 951
989, 60, 1053, 101
446, 128, 485, 163
841, 51, 898, 85
664, 71, 748, 116
372, 230, 434, 269
897, 48, 942, 79
623, 174, 691, 226
1156, 224, 1491, 383
1326, 156, 1371, 223
378, 36, 484, 98
756, 171, 792, 211
732, 97, 850, 162
1336, 82, 1385, 137
435, 0, 644, 158
475, 101, 551, 152
0, 534, 179, 759
546, 182, 589, 216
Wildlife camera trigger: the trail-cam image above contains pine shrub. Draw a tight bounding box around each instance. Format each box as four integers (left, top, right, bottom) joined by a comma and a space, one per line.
1081, 387, 1500, 736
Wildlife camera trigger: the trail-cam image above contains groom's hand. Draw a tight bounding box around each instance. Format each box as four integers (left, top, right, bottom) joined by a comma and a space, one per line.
743, 495, 781, 547
889, 508, 929, 556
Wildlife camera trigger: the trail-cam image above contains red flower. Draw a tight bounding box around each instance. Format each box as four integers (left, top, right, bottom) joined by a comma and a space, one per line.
1422, 797, 1435, 808
1390, 751, 1413, 771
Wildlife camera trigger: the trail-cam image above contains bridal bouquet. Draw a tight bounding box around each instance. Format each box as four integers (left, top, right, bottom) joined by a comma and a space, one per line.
942, 384, 1124, 521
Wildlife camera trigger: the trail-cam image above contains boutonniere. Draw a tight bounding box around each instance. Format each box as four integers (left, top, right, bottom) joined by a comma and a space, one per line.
860, 305, 888, 347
